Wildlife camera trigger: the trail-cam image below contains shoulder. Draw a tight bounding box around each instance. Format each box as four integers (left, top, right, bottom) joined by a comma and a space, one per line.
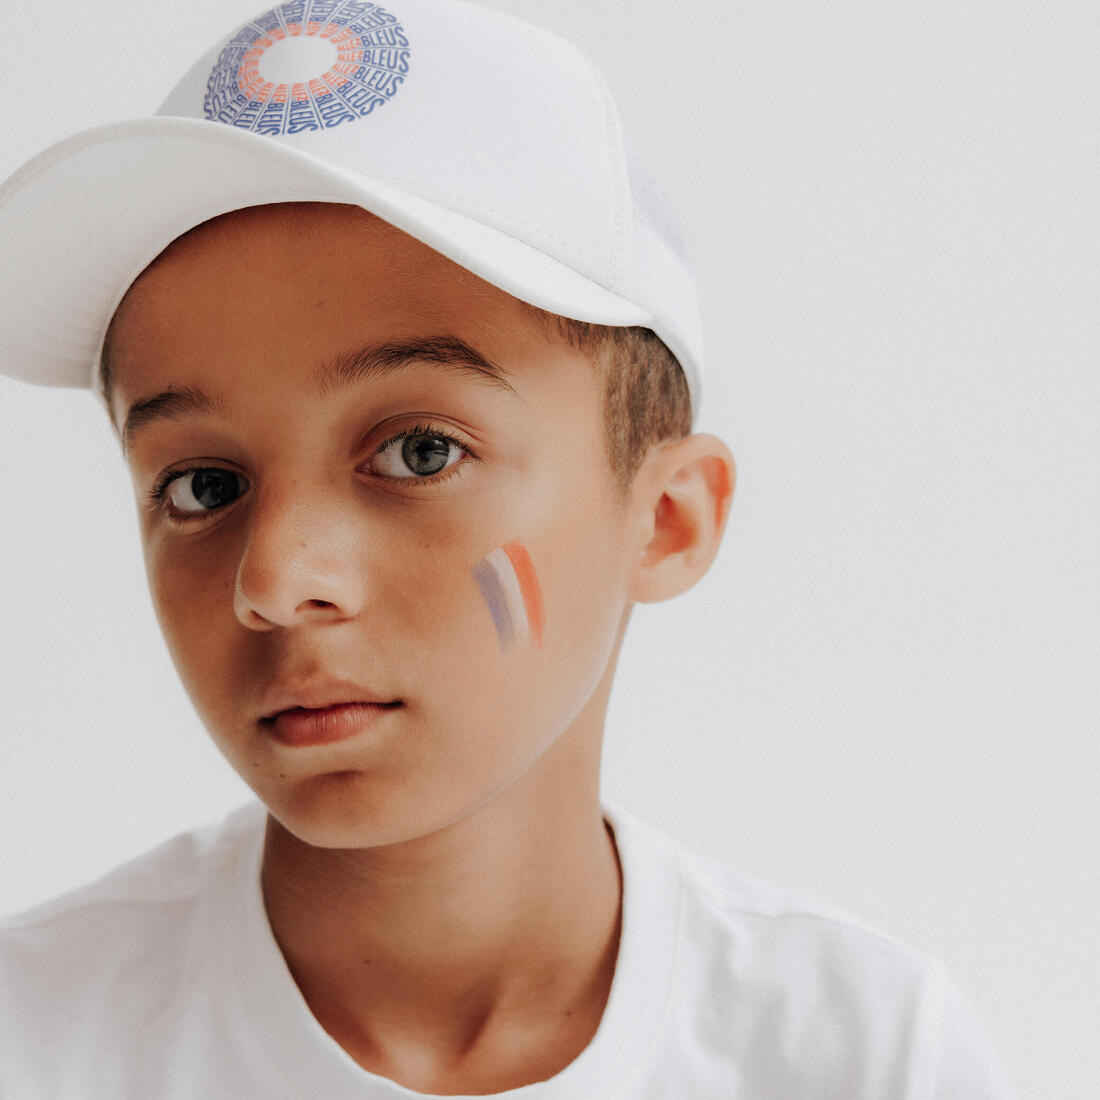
610, 800, 940, 984
0, 801, 264, 1026
680, 837, 940, 977
1, 800, 263, 932
605, 804, 1015, 1098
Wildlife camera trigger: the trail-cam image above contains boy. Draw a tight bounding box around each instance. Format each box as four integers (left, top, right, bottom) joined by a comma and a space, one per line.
0, 1, 1015, 1096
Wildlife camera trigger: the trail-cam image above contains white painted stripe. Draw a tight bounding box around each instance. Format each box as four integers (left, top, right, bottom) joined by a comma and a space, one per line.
487, 547, 529, 641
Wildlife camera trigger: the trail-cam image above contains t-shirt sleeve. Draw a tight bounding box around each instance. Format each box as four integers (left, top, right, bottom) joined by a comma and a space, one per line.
929, 969, 1018, 1100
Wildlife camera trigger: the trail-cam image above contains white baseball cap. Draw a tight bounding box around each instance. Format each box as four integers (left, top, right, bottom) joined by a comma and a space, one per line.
0, 0, 702, 412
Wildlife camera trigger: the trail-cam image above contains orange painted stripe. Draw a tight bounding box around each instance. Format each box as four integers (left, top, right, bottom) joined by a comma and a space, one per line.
503, 541, 544, 646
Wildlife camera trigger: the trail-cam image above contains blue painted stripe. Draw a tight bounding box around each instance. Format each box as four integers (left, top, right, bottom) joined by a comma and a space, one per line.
472, 557, 514, 649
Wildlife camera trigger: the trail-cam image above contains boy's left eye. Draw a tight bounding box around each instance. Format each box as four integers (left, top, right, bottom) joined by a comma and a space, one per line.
369, 430, 467, 480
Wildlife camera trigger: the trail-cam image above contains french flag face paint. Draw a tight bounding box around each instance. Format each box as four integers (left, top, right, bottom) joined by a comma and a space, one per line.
471, 541, 545, 650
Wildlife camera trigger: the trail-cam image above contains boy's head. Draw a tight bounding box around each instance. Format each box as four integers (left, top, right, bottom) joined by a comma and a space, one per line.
0, 0, 734, 847
102, 200, 733, 848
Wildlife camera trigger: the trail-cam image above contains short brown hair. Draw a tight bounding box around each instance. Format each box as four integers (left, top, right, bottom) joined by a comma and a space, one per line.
514, 310, 693, 493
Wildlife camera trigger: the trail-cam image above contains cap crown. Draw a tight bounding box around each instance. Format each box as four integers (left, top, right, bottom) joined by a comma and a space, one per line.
0, 0, 701, 403
160, 0, 635, 295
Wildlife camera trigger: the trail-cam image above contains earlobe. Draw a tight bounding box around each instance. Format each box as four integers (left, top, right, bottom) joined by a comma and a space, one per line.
630, 434, 736, 604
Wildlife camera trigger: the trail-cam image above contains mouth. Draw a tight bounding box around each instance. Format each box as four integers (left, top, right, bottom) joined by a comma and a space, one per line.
261, 700, 404, 748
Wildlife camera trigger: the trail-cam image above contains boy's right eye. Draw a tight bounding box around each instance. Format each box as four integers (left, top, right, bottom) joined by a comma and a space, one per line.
156, 468, 250, 517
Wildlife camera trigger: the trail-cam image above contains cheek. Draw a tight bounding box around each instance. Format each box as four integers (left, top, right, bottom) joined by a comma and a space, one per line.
529, 492, 634, 703
143, 537, 238, 693
463, 526, 627, 725
543, 537, 627, 680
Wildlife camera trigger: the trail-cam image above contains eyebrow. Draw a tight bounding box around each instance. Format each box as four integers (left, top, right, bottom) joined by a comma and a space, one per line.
121, 335, 514, 453
319, 336, 515, 396
122, 386, 225, 455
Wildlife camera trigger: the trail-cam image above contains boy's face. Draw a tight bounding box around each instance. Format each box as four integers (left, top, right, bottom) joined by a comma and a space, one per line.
107, 204, 638, 848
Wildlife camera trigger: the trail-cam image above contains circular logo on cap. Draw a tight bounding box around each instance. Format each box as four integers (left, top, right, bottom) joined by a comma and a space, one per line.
204, 1, 410, 135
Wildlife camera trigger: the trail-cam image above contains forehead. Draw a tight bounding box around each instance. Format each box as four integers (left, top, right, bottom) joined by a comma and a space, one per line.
104, 203, 557, 412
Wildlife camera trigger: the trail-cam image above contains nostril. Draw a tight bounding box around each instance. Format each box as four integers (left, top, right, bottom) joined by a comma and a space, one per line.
296, 598, 341, 616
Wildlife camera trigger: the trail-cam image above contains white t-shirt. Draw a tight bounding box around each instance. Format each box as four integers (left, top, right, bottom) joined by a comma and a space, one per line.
0, 800, 1015, 1099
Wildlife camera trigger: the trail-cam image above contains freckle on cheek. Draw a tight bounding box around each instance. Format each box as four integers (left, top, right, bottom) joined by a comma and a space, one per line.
471, 540, 544, 651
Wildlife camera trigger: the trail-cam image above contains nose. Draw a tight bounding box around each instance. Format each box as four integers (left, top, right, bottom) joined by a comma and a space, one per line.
233, 487, 364, 630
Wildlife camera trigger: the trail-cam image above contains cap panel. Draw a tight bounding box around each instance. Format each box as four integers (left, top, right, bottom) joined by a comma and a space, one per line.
158, 0, 626, 288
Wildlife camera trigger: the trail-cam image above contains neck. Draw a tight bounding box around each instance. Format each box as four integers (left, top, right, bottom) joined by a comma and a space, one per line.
259, 705, 623, 1089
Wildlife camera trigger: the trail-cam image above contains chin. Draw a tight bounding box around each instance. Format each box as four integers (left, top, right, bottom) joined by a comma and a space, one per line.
261, 770, 471, 851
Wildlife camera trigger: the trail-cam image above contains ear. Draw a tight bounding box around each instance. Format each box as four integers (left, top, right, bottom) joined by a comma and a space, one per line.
628, 433, 736, 604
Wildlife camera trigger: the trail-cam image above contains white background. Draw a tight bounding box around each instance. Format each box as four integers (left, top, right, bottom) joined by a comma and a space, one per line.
1, 2, 1096, 1096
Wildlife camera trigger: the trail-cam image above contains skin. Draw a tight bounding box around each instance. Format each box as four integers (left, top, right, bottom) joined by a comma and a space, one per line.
107, 202, 736, 1093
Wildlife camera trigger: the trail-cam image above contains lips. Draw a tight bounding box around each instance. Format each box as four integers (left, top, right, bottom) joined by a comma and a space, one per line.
265, 701, 401, 747
259, 680, 402, 748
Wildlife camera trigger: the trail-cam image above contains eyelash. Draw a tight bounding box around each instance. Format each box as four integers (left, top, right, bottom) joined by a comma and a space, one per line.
147, 465, 209, 509
147, 423, 474, 521
376, 422, 474, 486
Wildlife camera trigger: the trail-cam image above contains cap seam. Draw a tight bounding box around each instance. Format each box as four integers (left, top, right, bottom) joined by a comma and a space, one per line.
583, 57, 633, 289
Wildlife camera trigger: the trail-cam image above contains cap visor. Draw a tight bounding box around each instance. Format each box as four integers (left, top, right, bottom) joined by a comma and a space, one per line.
0, 117, 653, 388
